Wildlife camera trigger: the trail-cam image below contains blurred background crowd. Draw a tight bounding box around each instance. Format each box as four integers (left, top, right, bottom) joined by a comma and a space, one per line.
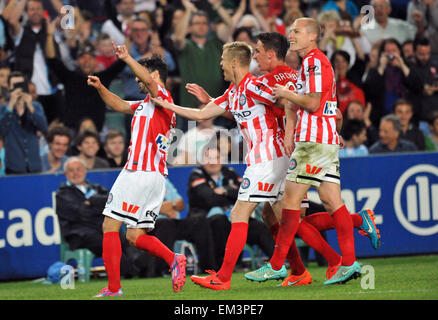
0, 0, 437, 176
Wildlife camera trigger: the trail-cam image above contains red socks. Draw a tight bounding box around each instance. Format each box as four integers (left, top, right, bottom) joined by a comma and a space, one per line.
303, 212, 363, 231
269, 209, 301, 271
102, 232, 122, 293
331, 205, 356, 266
296, 220, 341, 267
217, 222, 248, 282
135, 234, 175, 266
270, 223, 306, 275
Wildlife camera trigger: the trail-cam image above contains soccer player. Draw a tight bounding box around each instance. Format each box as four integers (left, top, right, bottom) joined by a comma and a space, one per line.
250, 18, 363, 285
152, 41, 290, 290
87, 44, 186, 297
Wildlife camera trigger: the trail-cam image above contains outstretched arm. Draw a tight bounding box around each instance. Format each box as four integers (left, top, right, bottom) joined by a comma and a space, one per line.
112, 42, 159, 97
151, 98, 226, 121
87, 76, 133, 114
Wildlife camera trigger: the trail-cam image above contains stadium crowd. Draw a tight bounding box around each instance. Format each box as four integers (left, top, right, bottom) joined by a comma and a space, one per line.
0, 0, 437, 176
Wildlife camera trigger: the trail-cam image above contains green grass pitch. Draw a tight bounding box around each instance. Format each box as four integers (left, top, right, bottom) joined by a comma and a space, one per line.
0, 255, 437, 300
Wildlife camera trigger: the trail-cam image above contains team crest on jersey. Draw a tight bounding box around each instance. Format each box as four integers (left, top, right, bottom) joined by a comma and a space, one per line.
239, 94, 247, 106
241, 177, 251, 189
107, 192, 113, 204
289, 159, 297, 170
156, 134, 169, 152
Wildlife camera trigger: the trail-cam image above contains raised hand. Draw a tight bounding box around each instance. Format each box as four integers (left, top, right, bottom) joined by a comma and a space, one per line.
186, 83, 212, 104
112, 41, 129, 60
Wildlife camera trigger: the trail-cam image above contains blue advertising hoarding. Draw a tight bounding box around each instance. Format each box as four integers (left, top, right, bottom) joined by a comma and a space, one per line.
0, 152, 437, 280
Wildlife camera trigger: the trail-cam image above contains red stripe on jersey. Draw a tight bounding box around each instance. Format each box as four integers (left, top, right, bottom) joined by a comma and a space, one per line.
132, 116, 147, 170
252, 117, 262, 164
326, 117, 334, 144
316, 116, 323, 143
305, 114, 312, 142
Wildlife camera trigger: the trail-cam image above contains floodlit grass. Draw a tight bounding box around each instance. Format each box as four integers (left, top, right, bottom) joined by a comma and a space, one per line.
0, 255, 437, 300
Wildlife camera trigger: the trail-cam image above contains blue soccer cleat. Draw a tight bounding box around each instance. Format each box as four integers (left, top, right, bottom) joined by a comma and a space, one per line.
358, 209, 381, 250
323, 261, 362, 285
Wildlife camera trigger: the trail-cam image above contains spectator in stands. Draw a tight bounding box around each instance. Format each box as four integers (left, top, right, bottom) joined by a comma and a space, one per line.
339, 119, 369, 157
321, 0, 360, 20
148, 178, 218, 276
409, 37, 438, 123
103, 130, 127, 168
0, 71, 48, 174
188, 146, 275, 267
317, 10, 369, 71
360, 0, 418, 45
75, 130, 110, 170
0, 63, 10, 106
402, 39, 416, 64
172, 0, 228, 131
249, 0, 286, 35
345, 100, 379, 147
119, 17, 153, 101
55, 156, 146, 278
45, 28, 126, 132
41, 125, 72, 173
171, 110, 223, 166
5, 0, 64, 125
101, 0, 137, 46
369, 114, 418, 154
95, 33, 117, 72
392, 99, 426, 151
407, 0, 438, 57
425, 111, 438, 151
331, 50, 366, 115
362, 38, 423, 128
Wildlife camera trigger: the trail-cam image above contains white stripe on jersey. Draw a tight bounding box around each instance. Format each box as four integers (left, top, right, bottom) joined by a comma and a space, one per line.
314, 58, 322, 92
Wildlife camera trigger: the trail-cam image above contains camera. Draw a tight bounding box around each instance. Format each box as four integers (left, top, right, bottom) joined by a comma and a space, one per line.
12, 81, 28, 93
386, 54, 395, 61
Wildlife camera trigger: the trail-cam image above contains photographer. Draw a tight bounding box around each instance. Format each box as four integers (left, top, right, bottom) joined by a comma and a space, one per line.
362, 38, 423, 128
0, 71, 48, 174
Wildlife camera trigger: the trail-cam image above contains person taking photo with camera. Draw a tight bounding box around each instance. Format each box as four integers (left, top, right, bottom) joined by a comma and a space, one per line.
0, 71, 48, 174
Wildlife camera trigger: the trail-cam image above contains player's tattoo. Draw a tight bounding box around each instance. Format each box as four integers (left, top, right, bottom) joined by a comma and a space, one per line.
307, 92, 321, 98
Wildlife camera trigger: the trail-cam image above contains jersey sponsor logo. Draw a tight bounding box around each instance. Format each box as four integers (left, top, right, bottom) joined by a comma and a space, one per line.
241, 177, 251, 189
306, 165, 322, 175
156, 133, 169, 152
122, 201, 140, 214
323, 101, 337, 116
231, 110, 252, 119
306, 65, 319, 73
258, 182, 275, 192
255, 82, 268, 93
145, 210, 158, 221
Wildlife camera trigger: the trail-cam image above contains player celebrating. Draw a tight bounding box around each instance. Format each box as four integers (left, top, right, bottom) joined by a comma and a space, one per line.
152, 41, 289, 290
249, 18, 362, 285
88, 44, 186, 297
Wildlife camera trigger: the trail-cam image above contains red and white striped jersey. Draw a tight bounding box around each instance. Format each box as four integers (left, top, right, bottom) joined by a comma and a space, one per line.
295, 48, 339, 145
259, 65, 299, 128
125, 84, 175, 175
213, 72, 286, 166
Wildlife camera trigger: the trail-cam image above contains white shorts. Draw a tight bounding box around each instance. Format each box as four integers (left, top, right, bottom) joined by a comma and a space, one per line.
102, 169, 165, 230
238, 156, 289, 205
286, 141, 340, 188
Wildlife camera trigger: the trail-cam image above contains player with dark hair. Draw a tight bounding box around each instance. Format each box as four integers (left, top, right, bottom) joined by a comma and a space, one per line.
249, 17, 363, 285
87, 44, 186, 297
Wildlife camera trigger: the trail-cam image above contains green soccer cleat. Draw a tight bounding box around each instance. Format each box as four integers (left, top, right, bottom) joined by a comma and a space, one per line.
244, 263, 287, 282
358, 209, 381, 250
323, 261, 362, 285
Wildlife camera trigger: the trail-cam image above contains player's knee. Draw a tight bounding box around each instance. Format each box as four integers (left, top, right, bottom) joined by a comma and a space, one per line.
102, 216, 121, 233
125, 231, 139, 246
